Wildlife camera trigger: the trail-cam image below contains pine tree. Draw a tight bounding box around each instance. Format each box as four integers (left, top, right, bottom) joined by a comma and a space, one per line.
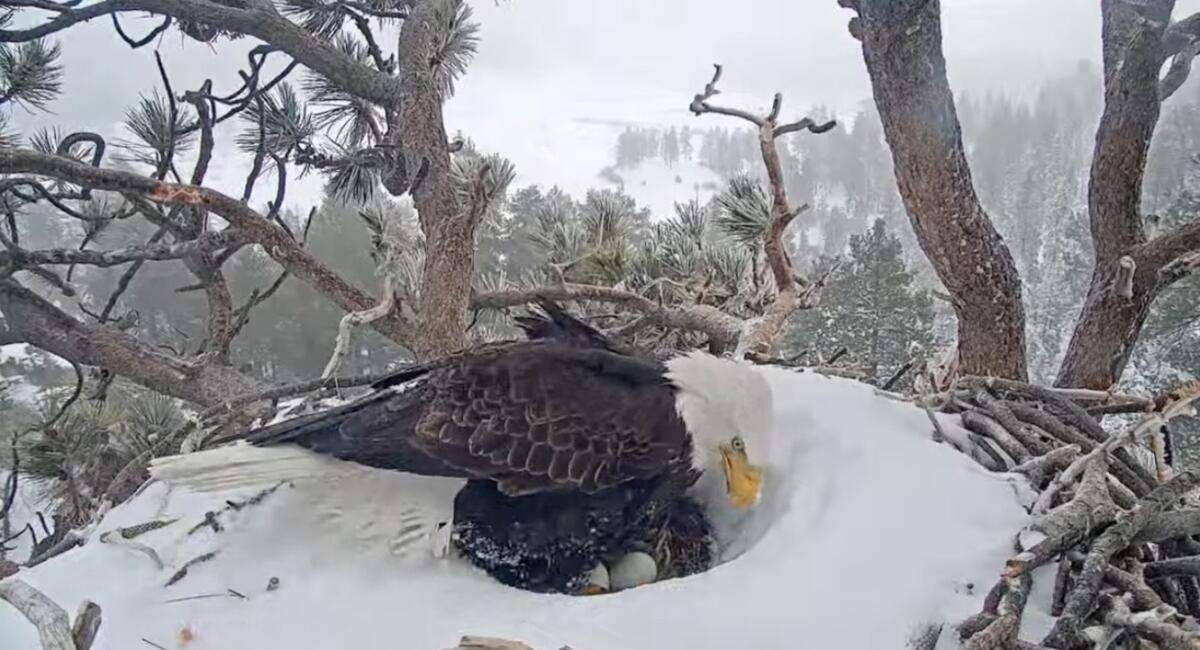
661, 127, 680, 166
1127, 167, 1200, 468
785, 219, 934, 387
615, 127, 638, 168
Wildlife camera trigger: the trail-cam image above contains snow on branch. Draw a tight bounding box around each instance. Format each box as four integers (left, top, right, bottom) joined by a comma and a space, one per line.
920, 376, 1200, 649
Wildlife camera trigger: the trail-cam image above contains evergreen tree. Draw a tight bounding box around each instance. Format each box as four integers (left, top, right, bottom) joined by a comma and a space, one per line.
785, 219, 934, 387
615, 127, 638, 168
661, 127, 680, 166
680, 125, 693, 160
1127, 167, 1200, 468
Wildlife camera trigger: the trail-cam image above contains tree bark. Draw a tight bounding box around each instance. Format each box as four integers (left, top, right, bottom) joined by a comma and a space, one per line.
393, 1, 470, 360
1055, 0, 1191, 390
847, 0, 1028, 381
0, 279, 270, 406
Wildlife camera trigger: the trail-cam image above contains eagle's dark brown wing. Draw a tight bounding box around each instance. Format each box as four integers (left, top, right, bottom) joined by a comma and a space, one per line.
244, 341, 691, 496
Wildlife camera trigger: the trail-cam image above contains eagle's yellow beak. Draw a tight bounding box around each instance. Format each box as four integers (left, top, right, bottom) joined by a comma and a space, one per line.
719, 444, 762, 509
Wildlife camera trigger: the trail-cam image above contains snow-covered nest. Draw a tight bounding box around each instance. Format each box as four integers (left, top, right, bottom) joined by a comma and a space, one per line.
0, 367, 1047, 649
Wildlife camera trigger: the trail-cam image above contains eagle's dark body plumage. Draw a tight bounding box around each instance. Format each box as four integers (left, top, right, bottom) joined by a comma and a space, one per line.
242, 303, 717, 593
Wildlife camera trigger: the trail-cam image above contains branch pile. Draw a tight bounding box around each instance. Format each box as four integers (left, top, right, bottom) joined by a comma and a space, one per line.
929, 379, 1200, 649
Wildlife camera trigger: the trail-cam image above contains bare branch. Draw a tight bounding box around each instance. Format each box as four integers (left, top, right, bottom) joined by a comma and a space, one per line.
0, 0, 406, 108
1, 228, 244, 268
1101, 593, 1200, 650
110, 13, 170, 49
1044, 472, 1200, 648
0, 147, 414, 346
1165, 12, 1200, 59
0, 579, 82, 650
322, 268, 397, 379
688, 64, 835, 354
97, 225, 167, 322
776, 117, 838, 137
688, 64, 765, 126
71, 601, 102, 650
1161, 40, 1200, 101
181, 83, 215, 186
1135, 216, 1200, 286
473, 284, 745, 350
0, 278, 270, 405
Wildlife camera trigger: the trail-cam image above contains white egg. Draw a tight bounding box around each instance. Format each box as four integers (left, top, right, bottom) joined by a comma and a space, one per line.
609, 551, 658, 591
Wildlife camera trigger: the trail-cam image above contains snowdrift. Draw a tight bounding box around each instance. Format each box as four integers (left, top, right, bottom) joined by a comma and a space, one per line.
1, 367, 1038, 650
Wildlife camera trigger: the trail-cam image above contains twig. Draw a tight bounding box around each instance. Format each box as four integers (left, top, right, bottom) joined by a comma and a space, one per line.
186, 482, 286, 537
1044, 472, 1200, 648
1101, 593, 1200, 650
24, 529, 83, 567
1011, 445, 1082, 488
99, 528, 164, 570
881, 360, 916, 391
448, 637, 537, 650
964, 572, 1033, 650
961, 410, 1028, 467
71, 600, 102, 650
826, 346, 849, 364
162, 590, 246, 604
165, 550, 218, 587
322, 269, 398, 379
1035, 389, 1200, 515
1051, 556, 1072, 617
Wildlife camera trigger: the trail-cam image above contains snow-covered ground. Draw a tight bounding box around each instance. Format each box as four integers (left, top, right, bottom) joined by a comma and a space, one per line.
601, 158, 725, 220
0, 367, 1044, 649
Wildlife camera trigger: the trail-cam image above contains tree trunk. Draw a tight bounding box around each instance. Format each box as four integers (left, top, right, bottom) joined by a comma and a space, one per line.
392, 2, 468, 361
1055, 0, 1175, 390
0, 280, 270, 406
849, 0, 1028, 381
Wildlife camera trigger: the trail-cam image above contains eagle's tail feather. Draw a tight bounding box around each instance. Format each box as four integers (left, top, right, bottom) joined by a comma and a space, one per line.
149, 442, 356, 494
241, 391, 395, 447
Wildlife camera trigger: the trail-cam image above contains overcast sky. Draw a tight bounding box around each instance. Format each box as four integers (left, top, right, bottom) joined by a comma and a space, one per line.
9, 0, 1200, 208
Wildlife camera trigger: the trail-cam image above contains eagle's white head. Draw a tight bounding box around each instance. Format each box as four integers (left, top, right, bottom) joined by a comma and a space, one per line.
664, 350, 774, 510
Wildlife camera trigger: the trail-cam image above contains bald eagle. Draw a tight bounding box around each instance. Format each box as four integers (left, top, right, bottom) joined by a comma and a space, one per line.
157, 303, 773, 595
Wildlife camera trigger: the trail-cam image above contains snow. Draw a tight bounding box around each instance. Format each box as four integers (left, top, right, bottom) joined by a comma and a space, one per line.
600, 158, 724, 221
0, 367, 1037, 650
0, 344, 32, 363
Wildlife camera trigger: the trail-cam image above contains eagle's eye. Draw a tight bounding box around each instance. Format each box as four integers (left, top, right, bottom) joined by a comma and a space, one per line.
731, 436, 745, 452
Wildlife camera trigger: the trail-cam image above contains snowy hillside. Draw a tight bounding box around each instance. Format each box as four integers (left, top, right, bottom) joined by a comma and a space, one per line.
600, 158, 724, 220
0, 367, 1043, 650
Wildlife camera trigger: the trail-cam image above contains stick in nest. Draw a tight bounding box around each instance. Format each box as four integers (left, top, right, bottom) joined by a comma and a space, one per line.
165, 550, 219, 587
99, 528, 164, 570
186, 482, 287, 536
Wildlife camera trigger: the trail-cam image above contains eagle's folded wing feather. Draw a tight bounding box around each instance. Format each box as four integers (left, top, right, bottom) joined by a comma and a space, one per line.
244, 344, 690, 497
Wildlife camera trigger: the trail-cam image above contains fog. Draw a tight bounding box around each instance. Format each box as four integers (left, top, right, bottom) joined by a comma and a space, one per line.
7, 0, 1200, 207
